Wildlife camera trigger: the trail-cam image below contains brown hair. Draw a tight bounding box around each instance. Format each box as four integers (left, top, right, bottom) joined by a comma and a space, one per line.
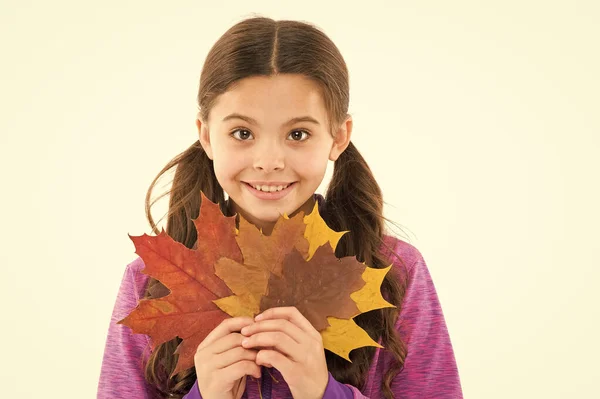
141, 16, 409, 399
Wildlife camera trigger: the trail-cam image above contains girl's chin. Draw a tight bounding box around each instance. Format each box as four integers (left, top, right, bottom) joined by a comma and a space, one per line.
238, 202, 299, 224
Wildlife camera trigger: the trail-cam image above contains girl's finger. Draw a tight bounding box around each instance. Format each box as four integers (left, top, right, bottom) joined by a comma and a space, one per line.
220, 360, 262, 380
241, 318, 305, 344
197, 317, 254, 351
214, 346, 258, 369
256, 307, 320, 340
211, 333, 246, 354
234, 376, 247, 399
242, 331, 302, 362
256, 349, 293, 376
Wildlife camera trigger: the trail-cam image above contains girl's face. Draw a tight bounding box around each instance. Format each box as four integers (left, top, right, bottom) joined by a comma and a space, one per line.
197, 74, 352, 234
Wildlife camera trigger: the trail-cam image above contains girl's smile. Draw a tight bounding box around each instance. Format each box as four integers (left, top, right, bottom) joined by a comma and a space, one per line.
242, 180, 298, 201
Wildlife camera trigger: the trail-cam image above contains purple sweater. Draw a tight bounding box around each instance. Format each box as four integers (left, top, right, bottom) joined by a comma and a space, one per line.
98, 235, 463, 398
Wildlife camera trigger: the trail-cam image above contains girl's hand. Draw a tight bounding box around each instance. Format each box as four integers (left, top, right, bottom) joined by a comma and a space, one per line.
194, 317, 262, 399
240, 306, 329, 399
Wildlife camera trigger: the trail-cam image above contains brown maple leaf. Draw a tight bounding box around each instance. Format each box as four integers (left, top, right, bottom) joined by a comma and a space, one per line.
118, 193, 241, 377
259, 244, 367, 331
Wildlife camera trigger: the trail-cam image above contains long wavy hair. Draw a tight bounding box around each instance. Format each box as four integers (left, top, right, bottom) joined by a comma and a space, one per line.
140, 16, 410, 399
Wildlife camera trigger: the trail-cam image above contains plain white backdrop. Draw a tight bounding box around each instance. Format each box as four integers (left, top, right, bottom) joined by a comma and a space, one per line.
1, 1, 598, 397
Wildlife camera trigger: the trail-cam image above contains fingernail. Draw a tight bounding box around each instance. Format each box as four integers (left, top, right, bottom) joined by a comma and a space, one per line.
255, 314, 264, 321
242, 338, 250, 346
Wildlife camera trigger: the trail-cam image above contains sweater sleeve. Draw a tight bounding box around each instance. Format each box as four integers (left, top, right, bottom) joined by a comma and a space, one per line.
97, 259, 159, 399
182, 380, 202, 399
321, 372, 354, 398
387, 247, 463, 398
342, 244, 463, 399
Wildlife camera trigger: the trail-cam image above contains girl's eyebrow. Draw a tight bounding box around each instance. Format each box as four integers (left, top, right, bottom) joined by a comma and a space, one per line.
222, 113, 320, 127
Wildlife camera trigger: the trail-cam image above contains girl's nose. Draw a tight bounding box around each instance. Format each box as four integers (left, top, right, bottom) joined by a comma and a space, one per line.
252, 142, 285, 172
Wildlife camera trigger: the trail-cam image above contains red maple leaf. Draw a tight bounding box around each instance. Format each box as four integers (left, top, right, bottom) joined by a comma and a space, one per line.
118, 193, 241, 376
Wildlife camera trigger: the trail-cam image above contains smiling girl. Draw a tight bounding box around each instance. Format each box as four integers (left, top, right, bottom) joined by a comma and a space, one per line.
98, 16, 463, 399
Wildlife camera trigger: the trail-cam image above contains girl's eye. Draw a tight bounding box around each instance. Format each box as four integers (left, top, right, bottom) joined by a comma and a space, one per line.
230, 128, 310, 141
288, 130, 310, 141
231, 129, 254, 141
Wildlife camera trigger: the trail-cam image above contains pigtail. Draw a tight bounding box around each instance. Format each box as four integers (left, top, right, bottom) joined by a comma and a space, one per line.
142, 139, 227, 397
324, 141, 383, 261
322, 141, 408, 399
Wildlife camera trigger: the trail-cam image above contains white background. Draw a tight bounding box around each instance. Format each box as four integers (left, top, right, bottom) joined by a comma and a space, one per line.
1, 0, 598, 397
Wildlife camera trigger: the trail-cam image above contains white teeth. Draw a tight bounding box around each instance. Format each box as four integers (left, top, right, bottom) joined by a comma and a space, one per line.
251, 183, 290, 192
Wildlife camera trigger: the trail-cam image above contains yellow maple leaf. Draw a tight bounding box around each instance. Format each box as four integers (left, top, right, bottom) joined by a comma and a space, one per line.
351, 265, 395, 313
213, 257, 270, 317
213, 294, 258, 318
301, 203, 395, 360
321, 317, 383, 361
302, 202, 348, 261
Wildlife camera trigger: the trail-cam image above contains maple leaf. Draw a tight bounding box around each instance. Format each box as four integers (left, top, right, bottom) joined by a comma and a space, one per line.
118, 192, 241, 377
259, 244, 367, 331
235, 211, 309, 276
213, 211, 311, 318
213, 201, 347, 318
213, 199, 396, 360
350, 265, 395, 313
302, 202, 348, 261
321, 265, 395, 361
119, 192, 397, 377
212, 257, 270, 317
321, 317, 383, 361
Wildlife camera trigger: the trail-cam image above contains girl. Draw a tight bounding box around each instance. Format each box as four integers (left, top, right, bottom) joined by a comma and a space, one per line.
98, 16, 463, 399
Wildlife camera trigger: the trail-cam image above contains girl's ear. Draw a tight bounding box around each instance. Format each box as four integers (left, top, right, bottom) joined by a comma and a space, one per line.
329, 115, 353, 161
196, 112, 214, 160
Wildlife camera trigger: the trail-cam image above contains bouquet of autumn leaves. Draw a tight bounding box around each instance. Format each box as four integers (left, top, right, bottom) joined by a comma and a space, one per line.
118, 192, 395, 378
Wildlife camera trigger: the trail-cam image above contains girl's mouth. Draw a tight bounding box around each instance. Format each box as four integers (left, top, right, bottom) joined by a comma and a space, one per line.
243, 181, 297, 200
